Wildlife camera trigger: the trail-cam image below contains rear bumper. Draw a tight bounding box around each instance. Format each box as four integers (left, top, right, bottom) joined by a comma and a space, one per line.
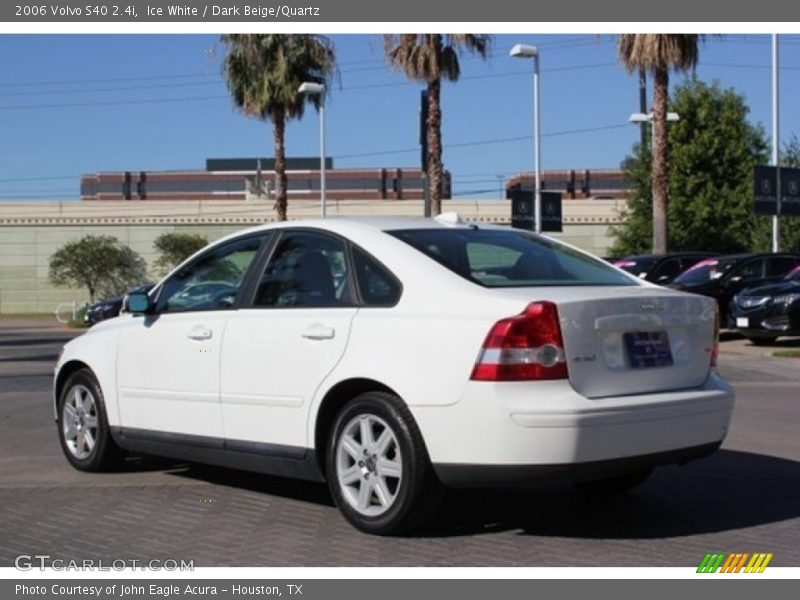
413, 373, 734, 487
434, 442, 720, 487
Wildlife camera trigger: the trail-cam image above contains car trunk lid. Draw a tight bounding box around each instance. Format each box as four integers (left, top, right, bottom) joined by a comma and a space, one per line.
488, 285, 717, 398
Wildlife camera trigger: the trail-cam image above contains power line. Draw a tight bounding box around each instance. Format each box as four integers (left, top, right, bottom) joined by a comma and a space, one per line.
0, 36, 612, 90
702, 62, 800, 71
335, 123, 629, 160
0, 78, 221, 98
0, 122, 629, 190
0, 62, 619, 110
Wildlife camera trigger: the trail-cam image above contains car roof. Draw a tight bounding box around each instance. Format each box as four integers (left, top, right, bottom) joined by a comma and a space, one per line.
621, 252, 717, 260
220, 214, 503, 242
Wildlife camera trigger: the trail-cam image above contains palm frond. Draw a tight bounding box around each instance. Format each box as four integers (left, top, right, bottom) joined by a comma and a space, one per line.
617, 34, 701, 74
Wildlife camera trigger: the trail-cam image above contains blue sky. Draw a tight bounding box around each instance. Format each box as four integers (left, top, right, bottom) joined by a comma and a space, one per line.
0, 33, 799, 199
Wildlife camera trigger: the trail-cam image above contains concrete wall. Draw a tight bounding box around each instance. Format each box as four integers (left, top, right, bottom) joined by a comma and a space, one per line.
0, 198, 624, 315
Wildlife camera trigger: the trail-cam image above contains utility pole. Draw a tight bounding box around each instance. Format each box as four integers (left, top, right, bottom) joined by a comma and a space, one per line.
772, 34, 780, 252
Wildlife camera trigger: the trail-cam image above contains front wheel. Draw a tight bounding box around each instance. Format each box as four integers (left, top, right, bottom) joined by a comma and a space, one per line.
57, 368, 125, 472
325, 392, 442, 535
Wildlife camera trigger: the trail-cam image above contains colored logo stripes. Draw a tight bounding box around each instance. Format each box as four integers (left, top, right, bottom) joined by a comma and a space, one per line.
697, 552, 773, 573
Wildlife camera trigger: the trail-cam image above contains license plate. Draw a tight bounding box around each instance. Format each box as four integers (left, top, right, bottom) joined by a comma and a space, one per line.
736, 317, 749, 328
624, 331, 674, 368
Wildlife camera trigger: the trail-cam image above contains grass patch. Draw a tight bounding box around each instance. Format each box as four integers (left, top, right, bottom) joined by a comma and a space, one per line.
0, 313, 53, 320
773, 350, 800, 358
67, 305, 91, 329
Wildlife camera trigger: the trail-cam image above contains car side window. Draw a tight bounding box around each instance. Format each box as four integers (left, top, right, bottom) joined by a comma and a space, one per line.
253, 231, 353, 308
651, 258, 681, 282
730, 259, 765, 282
156, 236, 263, 313
767, 256, 798, 277
352, 247, 401, 306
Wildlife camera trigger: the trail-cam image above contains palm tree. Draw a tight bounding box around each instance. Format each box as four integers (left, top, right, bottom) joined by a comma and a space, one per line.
617, 35, 700, 253
221, 34, 336, 221
384, 34, 490, 215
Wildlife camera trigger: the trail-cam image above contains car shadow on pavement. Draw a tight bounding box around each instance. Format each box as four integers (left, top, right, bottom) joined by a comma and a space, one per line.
160, 461, 336, 507
145, 448, 800, 540
422, 449, 800, 539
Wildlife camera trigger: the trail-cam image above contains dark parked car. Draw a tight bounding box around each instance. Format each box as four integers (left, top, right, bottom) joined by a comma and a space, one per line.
84, 284, 154, 325
668, 253, 800, 323
729, 265, 800, 344
613, 252, 718, 285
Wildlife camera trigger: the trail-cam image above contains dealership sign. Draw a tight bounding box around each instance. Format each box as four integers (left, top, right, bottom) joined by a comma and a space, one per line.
753, 165, 800, 216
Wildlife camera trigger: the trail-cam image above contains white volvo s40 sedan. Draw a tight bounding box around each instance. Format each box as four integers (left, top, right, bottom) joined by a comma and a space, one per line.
54, 215, 734, 534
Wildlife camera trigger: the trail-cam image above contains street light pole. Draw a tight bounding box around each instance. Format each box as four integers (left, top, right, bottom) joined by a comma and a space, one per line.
772, 34, 780, 253
298, 82, 326, 218
319, 98, 326, 219
629, 112, 680, 153
510, 43, 542, 234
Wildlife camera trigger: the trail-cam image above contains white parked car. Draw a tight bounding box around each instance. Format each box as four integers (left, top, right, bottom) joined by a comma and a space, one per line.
54, 215, 734, 535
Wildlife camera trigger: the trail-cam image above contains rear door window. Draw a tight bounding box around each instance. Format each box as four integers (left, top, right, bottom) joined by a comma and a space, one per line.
767, 256, 799, 277
730, 259, 765, 282
252, 231, 353, 308
352, 247, 402, 306
650, 258, 681, 282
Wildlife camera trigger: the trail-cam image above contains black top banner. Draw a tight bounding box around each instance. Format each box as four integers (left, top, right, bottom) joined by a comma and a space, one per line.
2, 0, 799, 22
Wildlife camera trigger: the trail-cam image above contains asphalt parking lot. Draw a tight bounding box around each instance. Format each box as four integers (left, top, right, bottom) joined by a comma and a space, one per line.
0, 318, 798, 567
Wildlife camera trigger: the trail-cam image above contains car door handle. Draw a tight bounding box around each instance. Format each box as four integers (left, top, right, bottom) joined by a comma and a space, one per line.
302, 325, 335, 340
187, 326, 213, 341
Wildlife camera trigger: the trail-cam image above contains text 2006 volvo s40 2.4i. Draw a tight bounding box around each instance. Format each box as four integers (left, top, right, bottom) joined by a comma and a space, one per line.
54, 215, 734, 534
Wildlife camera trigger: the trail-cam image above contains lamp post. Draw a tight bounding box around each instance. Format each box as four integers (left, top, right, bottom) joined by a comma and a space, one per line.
298, 82, 326, 218
772, 33, 780, 253
628, 111, 680, 153
510, 43, 542, 234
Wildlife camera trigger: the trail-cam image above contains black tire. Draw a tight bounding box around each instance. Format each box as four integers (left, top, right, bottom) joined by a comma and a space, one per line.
573, 468, 652, 499
747, 336, 779, 346
57, 368, 125, 472
325, 391, 442, 535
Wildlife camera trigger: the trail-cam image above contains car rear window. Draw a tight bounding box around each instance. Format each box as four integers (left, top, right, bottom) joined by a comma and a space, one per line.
673, 258, 736, 285
389, 228, 635, 287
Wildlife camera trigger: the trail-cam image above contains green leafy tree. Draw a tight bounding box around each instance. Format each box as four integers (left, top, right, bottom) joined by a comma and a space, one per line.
384, 34, 490, 215
154, 232, 208, 274
221, 34, 336, 221
617, 34, 701, 253
49, 235, 148, 302
611, 79, 771, 255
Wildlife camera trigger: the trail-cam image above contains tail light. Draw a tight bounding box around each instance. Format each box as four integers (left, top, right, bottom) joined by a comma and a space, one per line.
471, 301, 568, 381
710, 304, 720, 368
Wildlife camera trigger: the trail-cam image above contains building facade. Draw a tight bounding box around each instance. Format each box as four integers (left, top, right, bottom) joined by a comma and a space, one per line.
80, 157, 452, 202
506, 169, 629, 200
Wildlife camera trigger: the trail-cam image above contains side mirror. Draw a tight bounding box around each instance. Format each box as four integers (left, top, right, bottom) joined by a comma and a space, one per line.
124, 291, 154, 315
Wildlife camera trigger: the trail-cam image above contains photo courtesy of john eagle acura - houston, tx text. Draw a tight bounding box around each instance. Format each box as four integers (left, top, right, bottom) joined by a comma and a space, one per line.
54, 215, 734, 535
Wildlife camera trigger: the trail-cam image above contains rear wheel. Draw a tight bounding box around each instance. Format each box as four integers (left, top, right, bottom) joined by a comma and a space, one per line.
57, 369, 125, 472
325, 391, 442, 535
574, 468, 652, 498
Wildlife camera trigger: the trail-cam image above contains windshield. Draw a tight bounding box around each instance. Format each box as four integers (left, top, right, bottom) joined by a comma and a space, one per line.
673, 258, 736, 285
785, 265, 800, 282
389, 228, 635, 287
